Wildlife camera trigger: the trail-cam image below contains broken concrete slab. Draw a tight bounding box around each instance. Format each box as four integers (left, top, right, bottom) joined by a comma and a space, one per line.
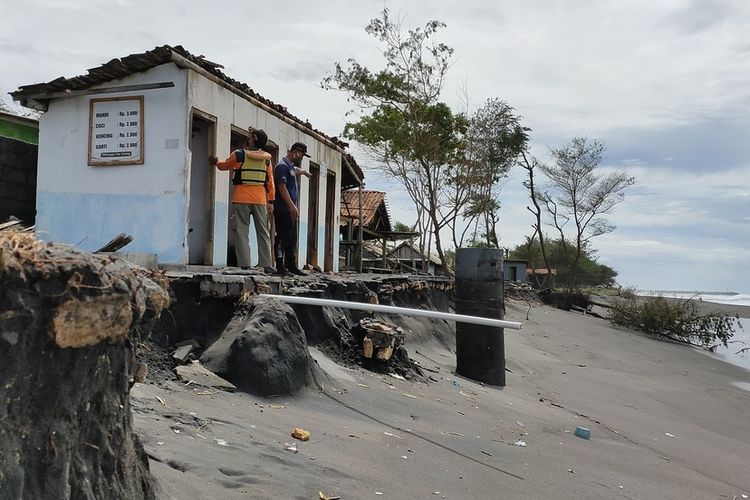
172, 344, 194, 363
175, 361, 237, 392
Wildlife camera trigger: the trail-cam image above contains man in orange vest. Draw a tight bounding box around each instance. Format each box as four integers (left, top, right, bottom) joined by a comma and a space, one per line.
209, 128, 275, 272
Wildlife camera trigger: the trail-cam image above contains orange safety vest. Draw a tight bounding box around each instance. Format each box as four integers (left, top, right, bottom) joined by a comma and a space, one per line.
233, 149, 272, 185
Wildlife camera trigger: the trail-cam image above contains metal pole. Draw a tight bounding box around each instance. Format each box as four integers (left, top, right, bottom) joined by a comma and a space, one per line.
262, 294, 522, 330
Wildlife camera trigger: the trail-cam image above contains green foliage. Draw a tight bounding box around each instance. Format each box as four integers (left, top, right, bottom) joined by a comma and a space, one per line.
462, 99, 529, 247
323, 8, 466, 274
608, 295, 742, 348
509, 237, 617, 287
393, 221, 413, 233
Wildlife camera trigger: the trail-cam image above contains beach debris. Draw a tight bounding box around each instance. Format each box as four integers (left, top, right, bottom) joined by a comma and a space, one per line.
171, 427, 181, 434
156, 396, 166, 406
375, 492, 383, 495
384, 431, 402, 439
390, 373, 406, 381
481, 451, 492, 457
285, 442, 298, 453
452, 379, 461, 389
433, 491, 441, 495
270, 404, 286, 409
319, 492, 340, 500
515, 420, 526, 428
568, 468, 575, 474
175, 361, 237, 392
514, 440, 527, 447
291, 427, 311, 441
401, 455, 408, 459
574, 426, 591, 440
402, 393, 417, 399
665, 432, 676, 438
214, 439, 229, 446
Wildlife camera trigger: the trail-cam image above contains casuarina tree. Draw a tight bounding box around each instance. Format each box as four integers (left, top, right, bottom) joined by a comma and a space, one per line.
323, 9, 466, 275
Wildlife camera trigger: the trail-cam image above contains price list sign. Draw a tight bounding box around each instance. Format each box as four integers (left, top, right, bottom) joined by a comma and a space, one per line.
88, 96, 144, 166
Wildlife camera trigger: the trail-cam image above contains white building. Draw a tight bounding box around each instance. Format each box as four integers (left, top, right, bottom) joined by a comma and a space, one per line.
12, 45, 363, 270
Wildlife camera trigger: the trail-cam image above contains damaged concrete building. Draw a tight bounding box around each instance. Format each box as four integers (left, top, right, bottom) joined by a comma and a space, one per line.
11, 44, 364, 271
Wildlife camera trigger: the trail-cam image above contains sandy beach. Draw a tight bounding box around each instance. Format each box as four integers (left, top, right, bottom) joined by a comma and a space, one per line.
131, 297, 750, 499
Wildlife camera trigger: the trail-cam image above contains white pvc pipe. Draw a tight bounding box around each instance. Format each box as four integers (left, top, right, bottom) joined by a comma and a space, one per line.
262, 294, 523, 330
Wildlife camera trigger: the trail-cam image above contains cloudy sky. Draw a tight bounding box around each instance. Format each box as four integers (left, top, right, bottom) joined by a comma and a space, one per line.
2, 0, 748, 292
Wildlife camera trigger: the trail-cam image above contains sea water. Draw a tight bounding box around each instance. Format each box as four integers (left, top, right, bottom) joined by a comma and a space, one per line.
641, 291, 750, 371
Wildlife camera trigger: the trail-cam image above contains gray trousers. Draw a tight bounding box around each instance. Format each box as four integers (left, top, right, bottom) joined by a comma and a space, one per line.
231, 203, 272, 268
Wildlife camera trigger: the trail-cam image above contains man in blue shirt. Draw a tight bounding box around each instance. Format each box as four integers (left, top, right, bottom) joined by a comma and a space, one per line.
273, 142, 312, 276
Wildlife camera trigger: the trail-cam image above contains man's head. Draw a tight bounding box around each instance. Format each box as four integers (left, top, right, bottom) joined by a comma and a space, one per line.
249, 128, 268, 150
288, 142, 310, 165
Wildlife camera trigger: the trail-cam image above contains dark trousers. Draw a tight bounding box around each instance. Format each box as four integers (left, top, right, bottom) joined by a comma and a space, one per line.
274, 211, 299, 271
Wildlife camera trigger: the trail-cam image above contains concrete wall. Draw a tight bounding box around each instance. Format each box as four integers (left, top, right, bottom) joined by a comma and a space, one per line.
35, 64, 190, 262
187, 71, 342, 270
0, 120, 38, 223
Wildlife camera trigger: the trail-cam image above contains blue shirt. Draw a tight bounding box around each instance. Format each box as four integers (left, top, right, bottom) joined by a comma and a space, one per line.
273, 157, 298, 213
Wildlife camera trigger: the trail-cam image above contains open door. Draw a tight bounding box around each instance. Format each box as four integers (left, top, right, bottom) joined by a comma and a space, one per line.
187, 114, 215, 265
306, 163, 320, 267
323, 169, 336, 271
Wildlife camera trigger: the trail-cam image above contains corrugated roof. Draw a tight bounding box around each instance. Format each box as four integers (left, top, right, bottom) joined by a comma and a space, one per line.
11, 44, 347, 150
340, 190, 390, 228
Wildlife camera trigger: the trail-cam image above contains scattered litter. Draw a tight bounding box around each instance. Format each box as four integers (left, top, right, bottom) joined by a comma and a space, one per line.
433, 492, 440, 495
408, 449, 415, 453
665, 432, 676, 438
452, 380, 461, 388
568, 468, 575, 474
384, 431, 402, 439
507, 402, 513, 406
515, 421, 526, 428
390, 373, 406, 381
284, 442, 298, 453
358, 383, 369, 388
171, 427, 181, 434
514, 440, 527, 447
195, 390, 218, 396
270, 404, 286, 409
156, 396, 166, 406
319, 492, 340, 500
402, 393, 417, 399
375, 492, 383, 496
619, 485, 624, 489
481, 451, 492, 457
401, 455, 408, 459
448, 432, 464, 437
214, 439, 228, 446
291, 428, 311, 441
156, 441, 164, 445
574, 426, 591, 440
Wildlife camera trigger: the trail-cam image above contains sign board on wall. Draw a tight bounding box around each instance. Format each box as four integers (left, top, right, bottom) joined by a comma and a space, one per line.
88, 96, 144, 166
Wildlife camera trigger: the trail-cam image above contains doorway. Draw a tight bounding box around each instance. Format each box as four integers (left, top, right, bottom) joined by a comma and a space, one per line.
306, 163, 320, 267
323, 169, 336, 271
187, 114, 215, 265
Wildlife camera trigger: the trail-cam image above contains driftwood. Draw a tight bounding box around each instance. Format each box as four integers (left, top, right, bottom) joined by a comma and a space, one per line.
96, 233, 134, 253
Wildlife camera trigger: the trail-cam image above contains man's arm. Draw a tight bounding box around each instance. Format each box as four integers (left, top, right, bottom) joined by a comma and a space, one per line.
278, 184, 298, 219
294, 166, 312, 179
209, 151, 241, 171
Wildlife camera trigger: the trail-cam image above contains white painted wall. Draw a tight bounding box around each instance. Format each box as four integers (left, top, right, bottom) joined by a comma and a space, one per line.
36, 64, 190, 263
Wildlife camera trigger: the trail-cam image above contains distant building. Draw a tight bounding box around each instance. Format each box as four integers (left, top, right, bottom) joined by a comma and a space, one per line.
12, 45, 363, 270
503, 258, 528, 283
389, 241, 444, 276
527, 267, 556, 288
0, 110, 38, 224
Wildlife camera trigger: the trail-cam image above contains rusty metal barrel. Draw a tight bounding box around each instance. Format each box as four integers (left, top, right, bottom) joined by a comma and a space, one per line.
455, 248, 505, 386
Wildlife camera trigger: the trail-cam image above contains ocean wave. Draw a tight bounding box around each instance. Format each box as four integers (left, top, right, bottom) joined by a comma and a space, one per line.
640, 291, 750, 308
